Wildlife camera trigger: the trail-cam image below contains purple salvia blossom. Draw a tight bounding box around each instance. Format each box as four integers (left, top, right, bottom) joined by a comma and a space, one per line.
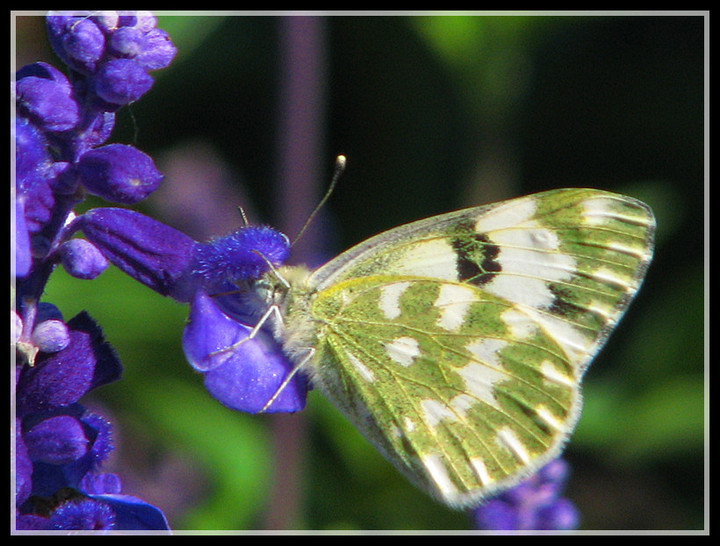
74, 207, 307, 413
13, 11, 176, 531
14, 12, 307, 530
472, 458, 580, 531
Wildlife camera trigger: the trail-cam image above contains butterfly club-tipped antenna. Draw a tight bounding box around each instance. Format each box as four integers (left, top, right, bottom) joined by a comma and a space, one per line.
290, 154, 347, 248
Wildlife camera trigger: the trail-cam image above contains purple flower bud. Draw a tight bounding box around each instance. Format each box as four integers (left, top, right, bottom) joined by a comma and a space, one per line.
136, 29, 177, 71
24, 415, 89, 464
107, 26, 146, 58
31, 319, 70, 353
94, 58, 154, 105
76, 144, 163, 203
77, 207, 197, 299
92, 12, 120, 34
80, 472, 122, 495
16, 64, 79, 132
47, 14, 106, 74
59, 238, 109, 279
183, 290, 307, 413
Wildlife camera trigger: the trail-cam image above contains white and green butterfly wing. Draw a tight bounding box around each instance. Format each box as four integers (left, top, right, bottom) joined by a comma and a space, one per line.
284, 188, 655, 507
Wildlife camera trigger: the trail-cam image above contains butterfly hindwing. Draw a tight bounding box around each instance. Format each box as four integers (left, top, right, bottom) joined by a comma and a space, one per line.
309, 275, 578, 507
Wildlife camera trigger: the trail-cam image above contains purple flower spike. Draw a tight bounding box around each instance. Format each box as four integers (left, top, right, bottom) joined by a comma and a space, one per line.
183, 290, 307, 414
15, 11, 175, 530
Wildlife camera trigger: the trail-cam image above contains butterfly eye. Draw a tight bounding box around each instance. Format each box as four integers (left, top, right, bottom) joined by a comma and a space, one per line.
253, 277, 273, 302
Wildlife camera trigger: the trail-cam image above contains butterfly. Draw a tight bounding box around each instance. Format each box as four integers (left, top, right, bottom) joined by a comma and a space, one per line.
239, 186, 655, 508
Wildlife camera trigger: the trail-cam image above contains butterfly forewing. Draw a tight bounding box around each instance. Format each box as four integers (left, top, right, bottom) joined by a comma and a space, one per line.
284, 188, 654, 507
309, 188, 654, 374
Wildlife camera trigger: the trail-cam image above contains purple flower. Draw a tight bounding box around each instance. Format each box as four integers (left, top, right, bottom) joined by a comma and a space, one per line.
14, 11, 175, 530
16, 312, 122, 414
14, 312, 168, 531
472, 458, 580, 531
75, 206, 307, 413
183, 290, 307, 413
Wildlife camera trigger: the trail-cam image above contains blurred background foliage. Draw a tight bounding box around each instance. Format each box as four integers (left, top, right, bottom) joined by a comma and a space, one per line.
16, 13, 706, 531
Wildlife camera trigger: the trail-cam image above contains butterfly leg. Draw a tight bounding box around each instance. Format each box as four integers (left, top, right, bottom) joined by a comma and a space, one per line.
260, 346, 315, 413
207, 303, 284, 359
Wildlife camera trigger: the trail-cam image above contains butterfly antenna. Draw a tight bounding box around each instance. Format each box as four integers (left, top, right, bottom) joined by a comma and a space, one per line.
251, 249, 290, 290
291, 154, 347, 247
236, 205, 250, 227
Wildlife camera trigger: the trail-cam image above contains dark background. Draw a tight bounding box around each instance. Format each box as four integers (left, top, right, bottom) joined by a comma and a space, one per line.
17, 13, 706, 531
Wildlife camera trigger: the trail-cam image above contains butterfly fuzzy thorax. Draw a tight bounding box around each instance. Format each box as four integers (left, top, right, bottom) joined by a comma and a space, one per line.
263, 188, 654, 508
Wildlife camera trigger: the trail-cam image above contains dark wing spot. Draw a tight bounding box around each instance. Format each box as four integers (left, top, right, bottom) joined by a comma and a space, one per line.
451, 232, 502, 286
